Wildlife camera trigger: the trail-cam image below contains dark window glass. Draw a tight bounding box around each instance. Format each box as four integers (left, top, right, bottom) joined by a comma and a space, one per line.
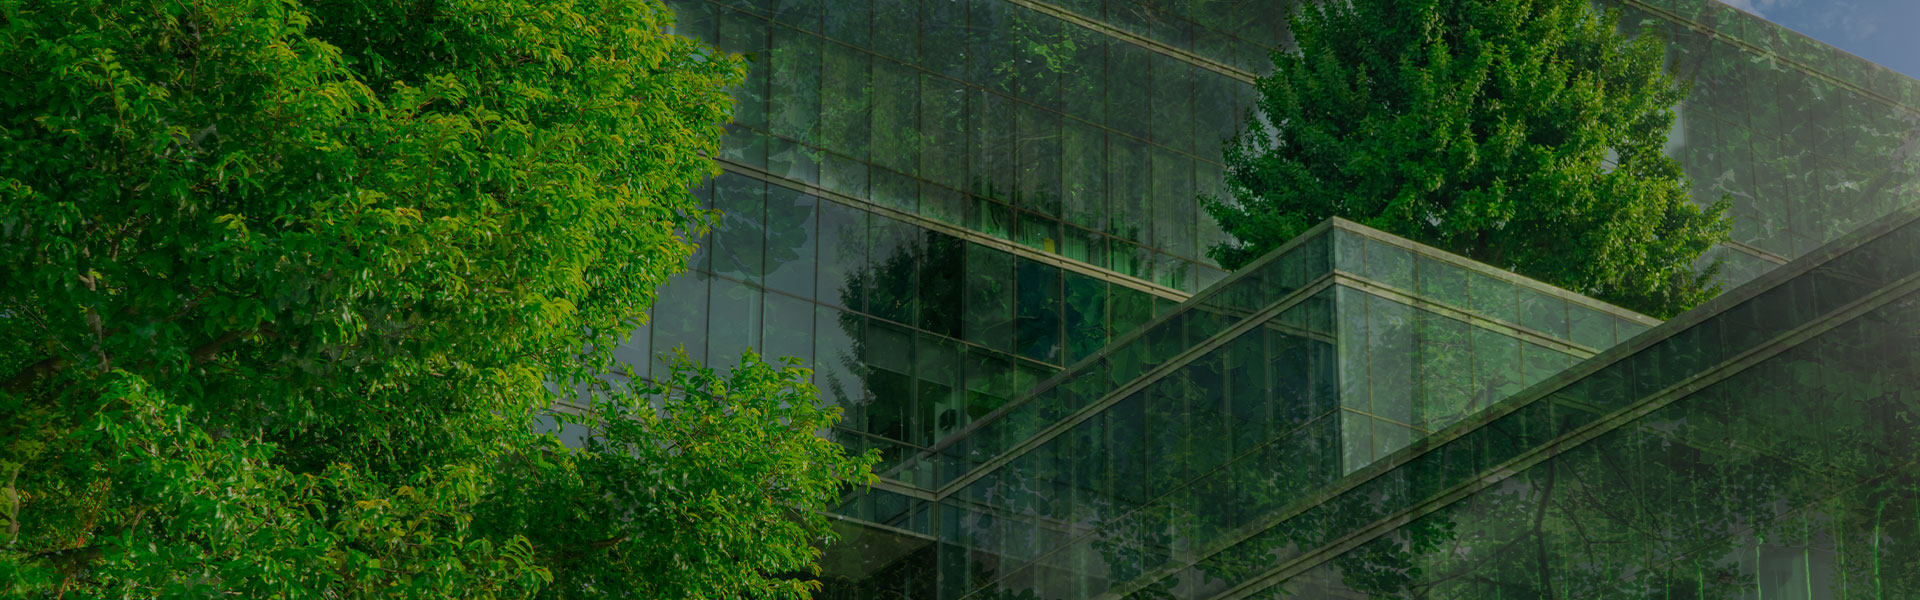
769, 28, 820, 141
1017, 258, 1064, 363
1016, 104, 1062, 216
970, 90, 1016, 201
1109, 136, 1149, 243
823, 0, 871, 48
1064, 271, 1108, 363
965, 244, 1016, 352
1062, 118, 1107, 232
817, 200, 869, 311
720, 10, 768, 130
921, 75, 968, 190
872, 0, 918, 64
821, 43, 871, 159
866, 215, 921, 325
863, 318, 916, 443
917, 334, 963, 444
815, 304, 864, 407
763, 186, 817, 299
919, 231, 965, 338
871, 59, 920, 176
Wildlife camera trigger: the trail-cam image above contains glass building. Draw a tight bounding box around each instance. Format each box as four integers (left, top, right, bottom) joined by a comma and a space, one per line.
625, 0, 1920, 597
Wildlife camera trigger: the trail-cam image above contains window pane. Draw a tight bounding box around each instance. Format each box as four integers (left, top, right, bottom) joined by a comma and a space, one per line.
1064, 271, 1108, 363
763, 292, 814, 367
966, 244, 1016, 352
764, 186, 817, 299
866, 215, 921, 325
817, 200, 868, 311
919, 231, 965, 338
708, 276, 764, 370
712, 174, 765, 284
1017, 258, 1064, 363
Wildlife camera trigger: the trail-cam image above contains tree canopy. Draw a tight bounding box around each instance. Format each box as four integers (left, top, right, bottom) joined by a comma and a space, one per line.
1204, 0, 1730, 318
0, 0, 872, 596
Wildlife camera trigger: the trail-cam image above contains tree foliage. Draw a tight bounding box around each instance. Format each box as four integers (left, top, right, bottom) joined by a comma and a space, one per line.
0, 0, 873, 596
1205, 0, 1730, 318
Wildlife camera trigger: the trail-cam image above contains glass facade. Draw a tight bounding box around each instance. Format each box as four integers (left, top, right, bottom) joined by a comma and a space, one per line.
626, 0, 1920, 598
1123, 203, 1920, 600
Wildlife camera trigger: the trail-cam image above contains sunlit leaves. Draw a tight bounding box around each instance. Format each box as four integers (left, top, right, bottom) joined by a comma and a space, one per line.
1, 0, 867, 596
1206, 0, 1730, 318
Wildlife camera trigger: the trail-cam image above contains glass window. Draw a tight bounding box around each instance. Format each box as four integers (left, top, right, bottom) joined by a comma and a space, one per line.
1109, 134, 1149, 243
763, 186, 817, 299
1616, 317, 1652, 342
1017, 103, 1063, 217
1466, 270, 1517, 324
920, 0, 967, 78
820, 151, 868, 199
707, 276, 763, 370
769, 27, 820, 141
921, 74, 968, 191
1110, 284, 1154, 340
970, 90, 1017, 201
1569, 303, 1616, 350
863, 318, 916, 443
965, 347, 1017, 421
719, 9, 767, 131
664, 0, 716, 43
1062, 24, 1107, 124
1149, 54, 1194, 153
822, 0, 871, 48
866, 215, 920, 325
917, 334, 963, 444
1415, 256, 1471, 310
711, 174, 765, 284
1416, 310, 1474, 430
1107, 41, 1151, 140
919, 182, 965, 228
1471, 326, 1524, 410
1061, 226, 1106, 269
1517, 287, 1570, 340
965, 244, 1016, 352
769, 0, 821, 31
1341, 410, 1373, 473
871, 0, 917, 64
762, 292, 814, 368
871, 59, 920, 176
613, 317, 652, 381
1335, 287, 1370, 413
919, 231, 965, 338
766, 136, 818, 184
871, 166, 917, 213
1017, 211, 1059, 254
816, 200, 868, 311
971, 197, 1012, 239
653, 271, 710, 366
1367, 295, 1416, 426
1364, 239, 1415, 291
1522, 341, 1572, 388
821, 42, 871, 159
1017, 258, 1064, 363
1064, 271, 1108, 364
1150, 148, 1195, 257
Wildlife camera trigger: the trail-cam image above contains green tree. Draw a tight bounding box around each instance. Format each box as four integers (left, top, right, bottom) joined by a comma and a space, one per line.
0, 0, 874, 596
1204, 0, 1730, 318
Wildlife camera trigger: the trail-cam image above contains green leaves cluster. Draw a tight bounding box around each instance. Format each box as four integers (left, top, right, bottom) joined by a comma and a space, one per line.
1206, 0, 1730, 318
0, 0, 873, 596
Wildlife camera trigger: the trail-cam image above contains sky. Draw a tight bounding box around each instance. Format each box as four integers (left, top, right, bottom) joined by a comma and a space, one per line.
1719, 0, 1920, 81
